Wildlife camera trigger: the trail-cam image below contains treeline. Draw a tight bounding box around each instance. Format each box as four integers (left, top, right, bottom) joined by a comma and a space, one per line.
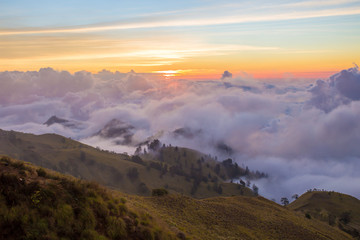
130, 139, 266, 196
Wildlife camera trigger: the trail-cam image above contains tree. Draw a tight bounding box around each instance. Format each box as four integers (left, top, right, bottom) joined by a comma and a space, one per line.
148, 139, 161, 151
292, 194, 299, 200
131, 155, 144, 165
245, 166, 250, 176
252, 184, 259, 196
281, 197, 289, 206
239, 179, 245, 186
134, 146, 142, 155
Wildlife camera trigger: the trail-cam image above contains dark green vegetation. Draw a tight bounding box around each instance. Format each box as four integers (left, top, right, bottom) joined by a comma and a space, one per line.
289, 190, 360, 239
0, 157, 353, 240
0, 129, 257, 198
0, 156, 177, 240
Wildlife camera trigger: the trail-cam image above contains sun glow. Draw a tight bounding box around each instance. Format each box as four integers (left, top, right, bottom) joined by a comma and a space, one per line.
154, 70, 189, 78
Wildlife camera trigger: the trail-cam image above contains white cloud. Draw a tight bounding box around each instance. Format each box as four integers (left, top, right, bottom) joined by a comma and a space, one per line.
1, 66, 360, 200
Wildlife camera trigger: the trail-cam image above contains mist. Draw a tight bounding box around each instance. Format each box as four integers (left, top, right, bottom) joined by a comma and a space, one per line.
1, 66, 360, 201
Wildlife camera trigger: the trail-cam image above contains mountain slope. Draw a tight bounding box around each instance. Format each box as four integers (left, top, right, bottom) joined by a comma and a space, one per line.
0, 156, 177, 240
122, 193, 352, 240
0, 157, 352, 240
0, 129, 253, 198
289, 191, 360, 239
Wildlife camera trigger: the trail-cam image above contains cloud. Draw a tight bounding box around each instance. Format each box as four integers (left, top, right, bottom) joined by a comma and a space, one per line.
332, 65, 360, 100
1, 67, 360, 200
0, 68, 94, 105
221, 70, 232, 80
307, 65, 359, 112
2, 6, 360, 36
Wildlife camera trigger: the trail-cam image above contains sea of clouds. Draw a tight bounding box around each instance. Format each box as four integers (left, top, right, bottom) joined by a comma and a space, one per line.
1, 65, 360, 201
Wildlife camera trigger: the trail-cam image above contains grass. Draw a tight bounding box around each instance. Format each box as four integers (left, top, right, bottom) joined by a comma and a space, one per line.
289, 191, 360, 239
123, 193, 352, 240
0, 157, 353, 240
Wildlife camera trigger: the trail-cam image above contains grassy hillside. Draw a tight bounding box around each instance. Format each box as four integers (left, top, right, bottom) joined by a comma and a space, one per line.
0, 157, 352, 240
0, 129, 253, 198
123, 193, 352, 240
0, 156, 177, 240
289, 191, 360, 239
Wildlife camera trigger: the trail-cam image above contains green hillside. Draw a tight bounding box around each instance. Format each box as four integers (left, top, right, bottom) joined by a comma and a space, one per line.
0, 156, 177, 240
126, 194, 352, 240
0, 157, 352, 240
0, 129, 254, 198
289, 191, 360, 239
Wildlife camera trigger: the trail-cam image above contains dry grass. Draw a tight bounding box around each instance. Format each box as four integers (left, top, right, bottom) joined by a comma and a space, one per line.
124, 193, 352, 240
289, 191, 360, 238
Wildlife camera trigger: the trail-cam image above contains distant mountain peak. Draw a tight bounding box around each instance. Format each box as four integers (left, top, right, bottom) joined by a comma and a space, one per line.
43, 115, 69, 126
173, 127, 202, 139
96, 118, 135, 145
43, 115, 82, 129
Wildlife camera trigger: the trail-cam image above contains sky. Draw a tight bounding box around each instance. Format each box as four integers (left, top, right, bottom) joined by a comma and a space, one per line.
1, 0, 360, 78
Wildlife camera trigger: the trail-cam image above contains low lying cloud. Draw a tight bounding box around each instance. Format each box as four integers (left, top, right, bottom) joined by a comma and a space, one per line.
307, 64, 360, 112
221, 70, 232, 79
1, 65, 359, 200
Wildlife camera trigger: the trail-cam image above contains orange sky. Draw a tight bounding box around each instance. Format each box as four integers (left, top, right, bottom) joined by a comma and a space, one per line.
1, 0, 359, 79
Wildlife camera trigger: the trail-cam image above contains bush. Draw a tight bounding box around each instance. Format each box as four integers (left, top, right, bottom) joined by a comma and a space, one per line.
0, 156, 10, 163
106, 216, 127, 239
151, 188, 168, 197
36, 168, 47, 177
11, 161, 26, 170
177, 232, 187, 240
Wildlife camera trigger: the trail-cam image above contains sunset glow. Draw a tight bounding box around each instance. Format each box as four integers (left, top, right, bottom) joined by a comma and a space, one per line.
1, 0, 360, 78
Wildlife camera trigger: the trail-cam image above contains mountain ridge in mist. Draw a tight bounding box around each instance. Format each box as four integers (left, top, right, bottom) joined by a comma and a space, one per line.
0, 128, 261, 198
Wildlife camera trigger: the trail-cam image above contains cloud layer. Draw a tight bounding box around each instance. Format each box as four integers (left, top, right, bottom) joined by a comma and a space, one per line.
1, 66, 360, 201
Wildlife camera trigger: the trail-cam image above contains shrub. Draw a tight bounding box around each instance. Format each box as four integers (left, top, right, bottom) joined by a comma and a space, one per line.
80, 229, 100, 240
11, 161, 26, 170
177, 232, 187, 240
0, 156, 10, 163
118, 203, 128, 216
151, 188, 168, 197
140, 228, 154, 240
55, 204, 74, 237
106, 216, 127, 239
77, 207, 96, 230
36, 168, 47, 177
